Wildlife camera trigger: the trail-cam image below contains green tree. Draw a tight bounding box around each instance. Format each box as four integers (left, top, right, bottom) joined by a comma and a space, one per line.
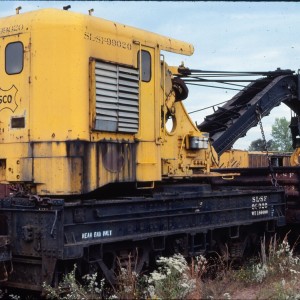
271, 117, 293, 152
248, 139, 274, 151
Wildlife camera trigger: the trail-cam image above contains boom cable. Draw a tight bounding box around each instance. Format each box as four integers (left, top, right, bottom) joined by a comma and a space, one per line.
182, 69, 295, 114
189, 100, 231, 114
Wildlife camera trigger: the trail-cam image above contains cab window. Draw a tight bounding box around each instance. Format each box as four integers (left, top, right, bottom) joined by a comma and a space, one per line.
5, 42, 24, 75
138, 50, 151, 82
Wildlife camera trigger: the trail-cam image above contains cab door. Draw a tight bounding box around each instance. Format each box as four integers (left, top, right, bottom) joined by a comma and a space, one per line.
136, 46, 161, 183
0, 33, 31, 144
0, 32, 32, 183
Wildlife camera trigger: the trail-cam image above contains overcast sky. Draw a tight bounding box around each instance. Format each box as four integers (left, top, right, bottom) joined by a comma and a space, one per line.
1, 1, 299, 149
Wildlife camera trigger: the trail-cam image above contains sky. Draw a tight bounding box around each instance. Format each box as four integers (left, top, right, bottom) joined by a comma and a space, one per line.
0, 1, 299, 150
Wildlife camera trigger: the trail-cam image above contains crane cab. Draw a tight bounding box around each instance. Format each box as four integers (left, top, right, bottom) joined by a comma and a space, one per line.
0, 8, 213, 196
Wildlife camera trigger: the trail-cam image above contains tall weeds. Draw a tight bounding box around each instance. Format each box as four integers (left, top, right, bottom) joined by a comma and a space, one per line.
40, 235, 300, 300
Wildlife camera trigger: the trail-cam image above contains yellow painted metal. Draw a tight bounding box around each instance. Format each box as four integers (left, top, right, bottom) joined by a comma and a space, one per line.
135, 46, 161, 182
0, 33, 30, 144
160, 61, 219, 178
161, 100, 217, 177
219, 150, 249, 168
290, 148, 300, 166
0, 8, 216, 196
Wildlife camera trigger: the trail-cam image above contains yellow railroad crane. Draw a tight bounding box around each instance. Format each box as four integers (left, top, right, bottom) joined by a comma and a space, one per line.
0, 8, 289, 293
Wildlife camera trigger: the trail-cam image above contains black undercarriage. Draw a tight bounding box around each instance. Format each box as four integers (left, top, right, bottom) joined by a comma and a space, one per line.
0, 181, 286, 291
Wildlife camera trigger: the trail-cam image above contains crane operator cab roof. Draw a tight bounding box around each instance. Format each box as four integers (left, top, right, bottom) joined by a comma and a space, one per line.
0, 8, 194, 56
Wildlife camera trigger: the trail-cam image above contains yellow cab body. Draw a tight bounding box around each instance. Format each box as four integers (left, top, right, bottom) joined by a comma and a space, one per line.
0, 8, 215, 196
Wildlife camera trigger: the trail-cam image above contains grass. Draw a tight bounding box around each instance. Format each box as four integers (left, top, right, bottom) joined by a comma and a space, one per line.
9, 234, 300, 299
202, 234, 300, 300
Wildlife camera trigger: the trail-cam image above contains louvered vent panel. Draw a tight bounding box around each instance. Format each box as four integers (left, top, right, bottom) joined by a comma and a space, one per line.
94, 61, 139, 133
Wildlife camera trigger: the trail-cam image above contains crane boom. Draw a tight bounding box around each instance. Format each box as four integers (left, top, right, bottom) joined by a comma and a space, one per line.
193, 72, 299, 155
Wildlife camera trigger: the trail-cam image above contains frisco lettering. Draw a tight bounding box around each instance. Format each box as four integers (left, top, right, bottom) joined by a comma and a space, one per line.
0, 95, 13, 104
0, 85, 18, 113
82, 230, 112, 240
